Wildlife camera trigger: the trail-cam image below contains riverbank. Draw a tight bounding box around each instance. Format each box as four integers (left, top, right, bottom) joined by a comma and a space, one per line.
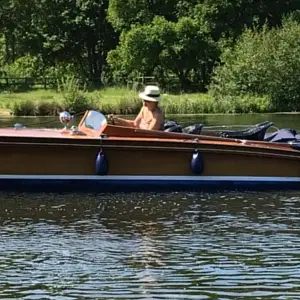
0, 87, 275, 116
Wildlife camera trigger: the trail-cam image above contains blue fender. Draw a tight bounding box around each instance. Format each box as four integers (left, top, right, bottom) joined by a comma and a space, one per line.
95, 149, 108, 175
191, 149, 204, 175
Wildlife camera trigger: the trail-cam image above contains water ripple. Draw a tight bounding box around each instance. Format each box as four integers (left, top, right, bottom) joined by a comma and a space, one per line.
0, 191, 300, 299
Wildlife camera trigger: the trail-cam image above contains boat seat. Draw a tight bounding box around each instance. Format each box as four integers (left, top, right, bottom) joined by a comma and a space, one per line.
164, 124, 183, 133
264, 128, 298, 143
164, 120, 182, 133
164, 120, 203, 134
164, 120, 179, 129
182, 124, 203, 135
219, 121, 274, 141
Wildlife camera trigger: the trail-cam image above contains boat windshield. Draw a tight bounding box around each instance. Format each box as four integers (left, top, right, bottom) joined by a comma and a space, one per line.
77, 110, 108, 136
84, 111, 107, 131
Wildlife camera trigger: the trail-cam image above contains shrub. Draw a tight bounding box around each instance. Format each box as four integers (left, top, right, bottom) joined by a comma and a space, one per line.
57, 75, 96, 114
209, 15, 300, 111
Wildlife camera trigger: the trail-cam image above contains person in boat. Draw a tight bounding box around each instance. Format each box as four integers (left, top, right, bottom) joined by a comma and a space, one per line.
108, 85, 165, 131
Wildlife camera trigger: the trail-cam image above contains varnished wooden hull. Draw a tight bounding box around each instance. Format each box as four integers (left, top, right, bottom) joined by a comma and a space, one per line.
0, 126, 299, 191
0, 136, 300, 177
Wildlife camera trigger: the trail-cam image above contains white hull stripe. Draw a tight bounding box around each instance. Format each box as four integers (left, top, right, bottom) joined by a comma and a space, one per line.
0, 175, 299, 182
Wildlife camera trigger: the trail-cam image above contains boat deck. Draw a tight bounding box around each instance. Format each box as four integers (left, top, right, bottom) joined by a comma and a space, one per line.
0, 127, 298, 154
0, 128, 93, 139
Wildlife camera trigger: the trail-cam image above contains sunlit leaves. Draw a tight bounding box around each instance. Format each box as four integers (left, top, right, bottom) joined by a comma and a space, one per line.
210, 17, 300, 110
107, 16, 219, 91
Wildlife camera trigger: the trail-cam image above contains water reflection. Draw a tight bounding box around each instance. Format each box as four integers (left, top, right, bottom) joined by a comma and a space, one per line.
1, 191, 300, 298
1, 113, 300, 131
0, 192, 199, 235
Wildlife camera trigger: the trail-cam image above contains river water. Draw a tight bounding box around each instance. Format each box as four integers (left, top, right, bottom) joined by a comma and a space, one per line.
1, 191, 300, 299
0, 113, 300, 299
1, 112, 300, 129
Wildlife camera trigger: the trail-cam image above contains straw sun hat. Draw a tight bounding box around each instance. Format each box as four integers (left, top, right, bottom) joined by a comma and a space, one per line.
139, 85, 161, 102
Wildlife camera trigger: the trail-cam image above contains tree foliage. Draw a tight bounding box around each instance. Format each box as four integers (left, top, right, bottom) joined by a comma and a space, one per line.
107, 16, 219, 91
210, 16, 300, 110
0, 0, 300, 103
0, 0, 117, 86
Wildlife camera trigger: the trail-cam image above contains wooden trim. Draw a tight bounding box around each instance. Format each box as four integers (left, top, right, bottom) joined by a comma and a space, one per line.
0, 140, 299, 160
0, 133, 299, 157
103, 124, 299, 151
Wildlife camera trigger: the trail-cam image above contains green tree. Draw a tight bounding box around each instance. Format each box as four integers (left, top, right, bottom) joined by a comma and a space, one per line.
0, 0, 117, 85
107, 0, 183, 32
107, 16, 219, 92
192, 0, 300, 40
210, 15, 300, 111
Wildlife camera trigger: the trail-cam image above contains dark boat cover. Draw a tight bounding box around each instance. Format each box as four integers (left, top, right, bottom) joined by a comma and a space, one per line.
163, 120, 300, 151
264, 129, 299, 143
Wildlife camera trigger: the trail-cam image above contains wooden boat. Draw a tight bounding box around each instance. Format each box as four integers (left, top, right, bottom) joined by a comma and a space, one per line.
0, 110, 299, 193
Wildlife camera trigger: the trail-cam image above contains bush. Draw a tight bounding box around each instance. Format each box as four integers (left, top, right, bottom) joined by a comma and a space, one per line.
211, 94, 272, 113
11, 100, 63, 116
209, 15, 300, 111
12, 100, 38, 116
1, 55, 43, 92
57, 75, 96, 114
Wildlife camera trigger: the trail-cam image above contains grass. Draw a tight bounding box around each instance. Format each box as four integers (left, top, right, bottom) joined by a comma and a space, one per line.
0, 87, 137, 116
0, 86, 274, 116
